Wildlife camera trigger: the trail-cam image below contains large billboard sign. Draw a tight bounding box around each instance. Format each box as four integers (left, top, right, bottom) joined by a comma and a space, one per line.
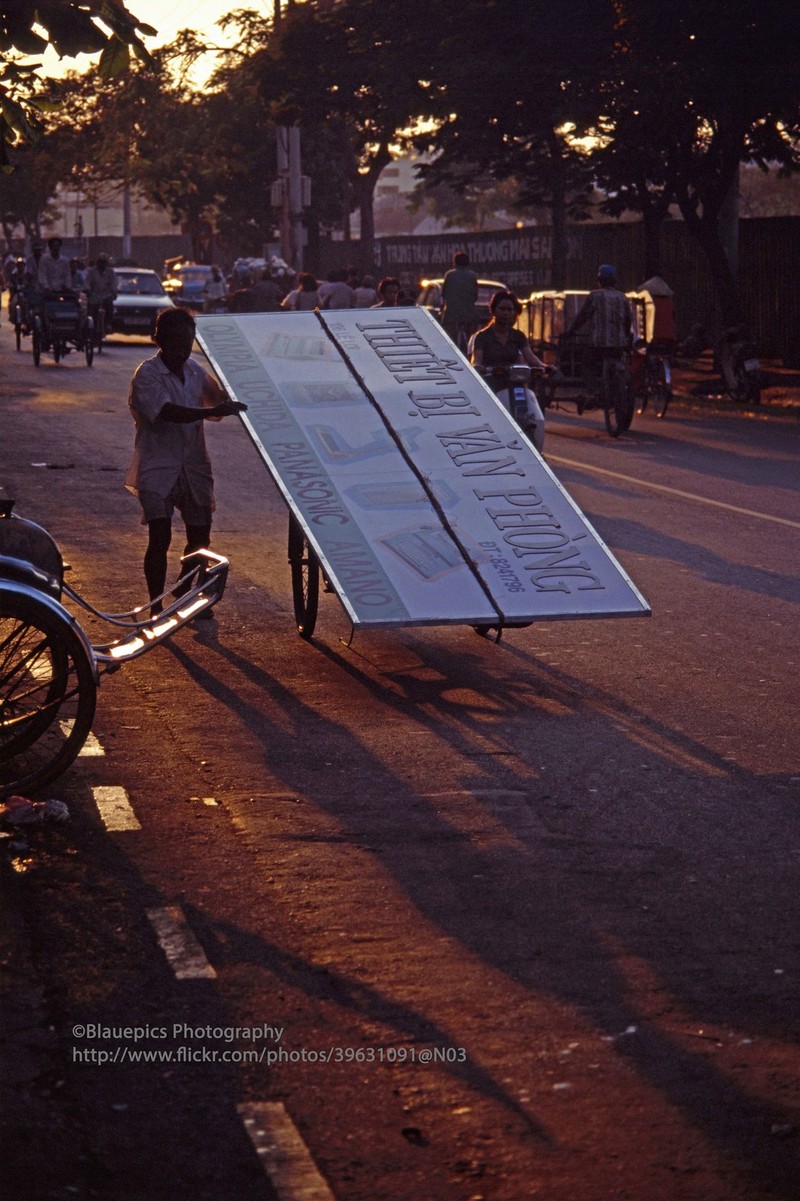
196, 308, 650, 629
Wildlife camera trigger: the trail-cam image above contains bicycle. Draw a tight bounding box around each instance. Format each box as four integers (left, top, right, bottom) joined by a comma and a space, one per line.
599, 351, 635, 436
636, 343, 672, 418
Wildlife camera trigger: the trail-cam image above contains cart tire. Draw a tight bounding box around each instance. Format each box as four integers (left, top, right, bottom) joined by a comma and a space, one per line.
288, 516, 320, 640
604, 363, 634, 437
0, 592, 97, 798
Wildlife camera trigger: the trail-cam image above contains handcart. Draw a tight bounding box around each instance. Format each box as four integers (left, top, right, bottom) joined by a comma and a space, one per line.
196, 307, 650, 644
0, 490, 228, 799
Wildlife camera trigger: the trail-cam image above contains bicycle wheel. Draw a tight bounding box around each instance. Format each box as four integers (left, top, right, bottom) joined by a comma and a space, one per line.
0, 592, 97, 798
95, 307, 105, 353
32, 317, 42, 367
84, 317, 94, 367
288, 515, 320, 640
603, 362, 634, 437
14, 304, 23, 352
651, 357, 671, 418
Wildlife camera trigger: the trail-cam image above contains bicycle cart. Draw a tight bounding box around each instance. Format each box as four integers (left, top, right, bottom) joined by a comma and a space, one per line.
0, 491, 229, 799
30, 291, 95, 367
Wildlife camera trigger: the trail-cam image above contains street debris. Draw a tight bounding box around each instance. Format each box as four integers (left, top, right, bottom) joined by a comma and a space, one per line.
0, 796, 70, 825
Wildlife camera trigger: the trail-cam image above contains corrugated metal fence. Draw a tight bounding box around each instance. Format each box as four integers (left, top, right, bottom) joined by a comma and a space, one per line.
359, 217, 800, 361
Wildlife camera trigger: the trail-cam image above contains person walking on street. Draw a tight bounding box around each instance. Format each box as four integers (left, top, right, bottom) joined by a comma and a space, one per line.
441, 251, 478, 345
281, 272, 320, 311
353, 274, 378, 307
124, 307, 247, 616
372, 277, 400, 307
202, 265, 227, 313
319, 268, 354, 309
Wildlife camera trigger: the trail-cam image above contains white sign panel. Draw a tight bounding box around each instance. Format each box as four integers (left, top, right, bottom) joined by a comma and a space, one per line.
196, 309, 649, 628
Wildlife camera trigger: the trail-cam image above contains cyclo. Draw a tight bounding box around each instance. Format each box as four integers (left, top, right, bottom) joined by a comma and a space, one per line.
29, 289, 95, 367
520, 289, 645, 437
0, 489, 228, 798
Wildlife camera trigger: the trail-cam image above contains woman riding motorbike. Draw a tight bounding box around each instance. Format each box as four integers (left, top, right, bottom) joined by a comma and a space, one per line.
470, 289, 547, 452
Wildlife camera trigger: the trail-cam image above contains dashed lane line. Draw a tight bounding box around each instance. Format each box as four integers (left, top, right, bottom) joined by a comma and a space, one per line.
238, 1102, 337, 1200
146, 905, 217, 980
92, 784, 141, 831
547, 453, 800, 530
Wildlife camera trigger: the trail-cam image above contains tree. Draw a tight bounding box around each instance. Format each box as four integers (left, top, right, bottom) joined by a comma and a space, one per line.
257, 0, 434, 268
596, 0, 800, 323
411, 0, 613, 287
0, 2, 155, 169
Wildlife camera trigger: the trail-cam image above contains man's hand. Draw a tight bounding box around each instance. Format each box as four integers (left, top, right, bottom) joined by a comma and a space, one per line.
216, 399, 247, 416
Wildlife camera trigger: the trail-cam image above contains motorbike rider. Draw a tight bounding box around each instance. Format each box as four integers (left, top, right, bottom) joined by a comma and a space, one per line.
471, 289, 547, 449
86, 253, 118, 334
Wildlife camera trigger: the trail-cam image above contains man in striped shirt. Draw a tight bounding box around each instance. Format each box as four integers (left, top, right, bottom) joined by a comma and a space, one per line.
568, 264, 632, 351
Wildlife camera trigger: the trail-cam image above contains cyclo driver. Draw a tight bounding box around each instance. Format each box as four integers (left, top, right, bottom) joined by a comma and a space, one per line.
565, 263, 632, 375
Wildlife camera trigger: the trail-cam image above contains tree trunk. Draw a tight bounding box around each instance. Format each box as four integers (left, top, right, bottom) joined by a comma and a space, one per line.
355, 145, 392, 273
544, 141, 565, 289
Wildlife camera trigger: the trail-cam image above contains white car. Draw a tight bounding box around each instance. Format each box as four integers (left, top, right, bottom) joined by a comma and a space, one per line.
112, 268, 174, 336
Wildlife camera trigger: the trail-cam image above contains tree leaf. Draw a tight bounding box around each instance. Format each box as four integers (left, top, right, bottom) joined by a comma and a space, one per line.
98, 38, 131, 80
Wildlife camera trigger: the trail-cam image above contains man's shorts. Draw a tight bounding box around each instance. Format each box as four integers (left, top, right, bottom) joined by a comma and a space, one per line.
138, 475, 212, 526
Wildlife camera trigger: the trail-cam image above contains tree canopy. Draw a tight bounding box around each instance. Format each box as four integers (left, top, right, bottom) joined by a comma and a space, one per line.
0, 1, 155, 169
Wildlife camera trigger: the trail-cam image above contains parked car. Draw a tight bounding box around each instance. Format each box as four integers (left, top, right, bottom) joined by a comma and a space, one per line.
416, 277, 509, 327
112, 268, 174, 336
162, 263, 215, 309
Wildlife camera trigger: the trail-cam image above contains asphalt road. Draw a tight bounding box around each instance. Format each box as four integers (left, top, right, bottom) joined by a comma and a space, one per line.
2, 326, 799, 1201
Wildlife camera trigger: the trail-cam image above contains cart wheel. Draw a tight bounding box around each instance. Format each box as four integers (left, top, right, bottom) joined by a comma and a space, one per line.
32, 317, 42, 367
288, 515, 320, 640
0, 592, 97, 799
85, 317, 94, 367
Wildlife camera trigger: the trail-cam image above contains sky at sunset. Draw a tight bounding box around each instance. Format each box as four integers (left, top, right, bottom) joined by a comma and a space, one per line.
40, 0, 252, 80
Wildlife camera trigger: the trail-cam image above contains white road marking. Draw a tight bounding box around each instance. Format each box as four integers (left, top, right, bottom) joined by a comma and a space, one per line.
548, 454, 800, 530
238, 1102, 336, 1200
76, 729, 105, 756
146, 905, 216, 980
92, 784, 140, 831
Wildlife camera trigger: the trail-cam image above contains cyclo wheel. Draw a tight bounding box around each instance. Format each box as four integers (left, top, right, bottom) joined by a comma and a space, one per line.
32, 317, 42, 367
603, 359, 634, 437
0, 591, 97, 799
288, 514, 320, 640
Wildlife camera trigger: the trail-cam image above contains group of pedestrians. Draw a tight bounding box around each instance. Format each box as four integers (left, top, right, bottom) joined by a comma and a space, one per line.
204, 262, 419, 315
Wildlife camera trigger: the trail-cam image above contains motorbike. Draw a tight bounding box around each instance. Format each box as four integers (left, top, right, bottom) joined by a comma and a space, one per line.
717, 326, 761, 406
477, 363, 547, 453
